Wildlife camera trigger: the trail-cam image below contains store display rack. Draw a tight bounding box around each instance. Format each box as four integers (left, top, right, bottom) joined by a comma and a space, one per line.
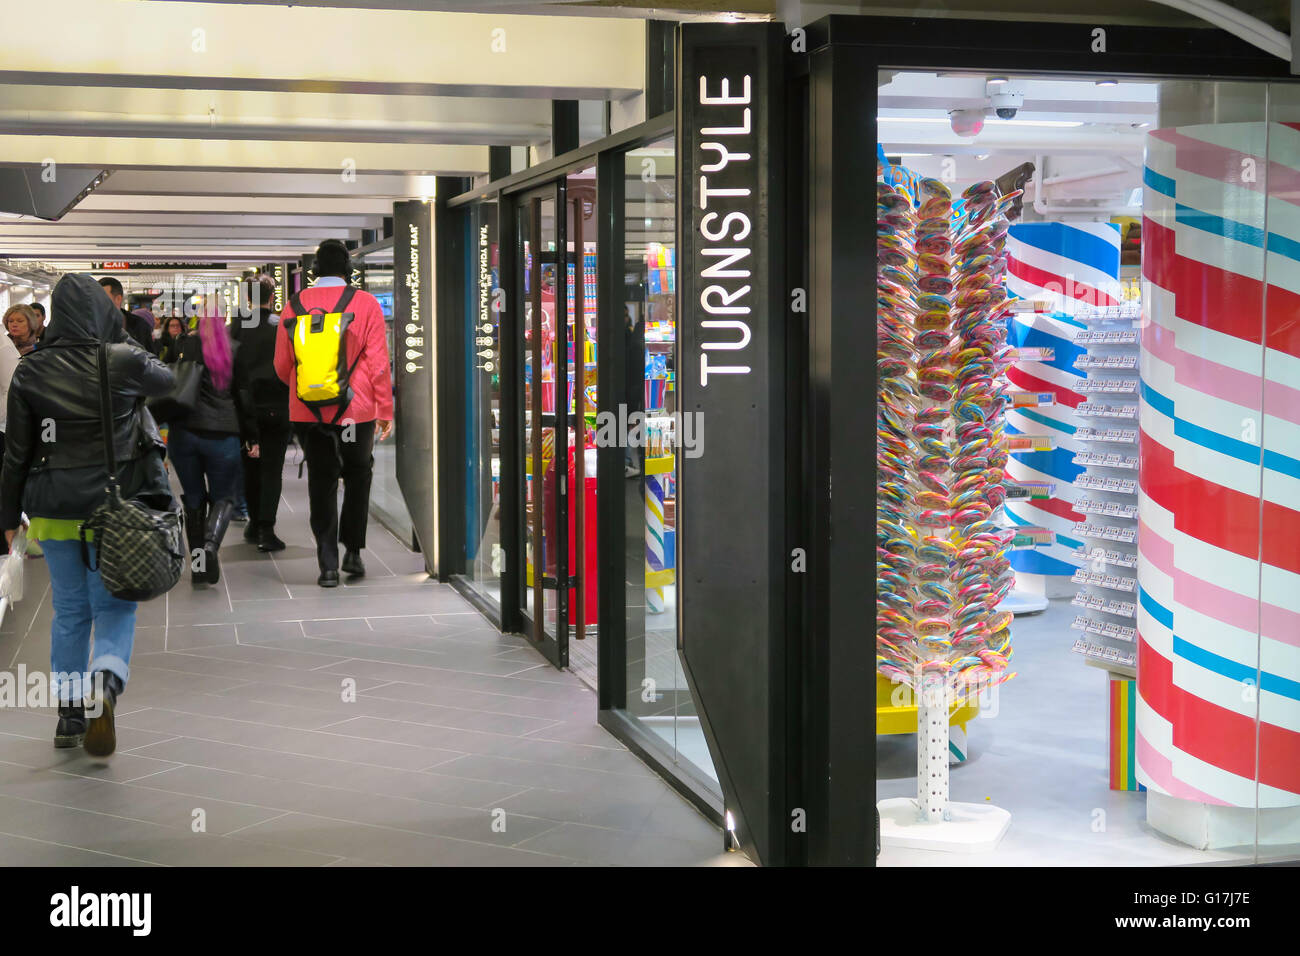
1067, 302, 1141, 674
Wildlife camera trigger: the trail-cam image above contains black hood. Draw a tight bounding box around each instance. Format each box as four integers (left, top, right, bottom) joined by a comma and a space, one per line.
43, 273, 128, 346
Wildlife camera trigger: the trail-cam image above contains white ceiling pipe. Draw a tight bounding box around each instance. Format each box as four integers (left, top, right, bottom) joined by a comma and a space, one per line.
1030, 153, 1136, 216
1143, 0, 1289, 60
1041, 164, 1132, 188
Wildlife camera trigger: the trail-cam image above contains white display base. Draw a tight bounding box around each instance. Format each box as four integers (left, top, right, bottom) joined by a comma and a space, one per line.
1147, 792, 1300, 850
878, 797, 1011, 853
998, 589, 1048, 615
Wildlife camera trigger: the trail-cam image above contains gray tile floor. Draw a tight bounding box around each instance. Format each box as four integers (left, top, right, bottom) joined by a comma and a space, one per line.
0, 471, 736, 867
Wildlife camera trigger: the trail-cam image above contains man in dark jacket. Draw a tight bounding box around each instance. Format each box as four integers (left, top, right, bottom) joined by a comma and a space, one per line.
0, 273, 174, 757
98, 276, 153, 350
234, 275, 291, 552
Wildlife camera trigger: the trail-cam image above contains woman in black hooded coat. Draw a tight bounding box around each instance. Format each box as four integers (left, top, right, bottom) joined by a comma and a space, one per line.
0, 273, 175, 758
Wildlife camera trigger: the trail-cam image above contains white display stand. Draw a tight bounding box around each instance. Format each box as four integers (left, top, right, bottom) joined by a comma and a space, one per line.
998, 590, 1048, 615
879, 679, 1011, 853
878, 798, 1012, 853
1147, 792, 1300, 850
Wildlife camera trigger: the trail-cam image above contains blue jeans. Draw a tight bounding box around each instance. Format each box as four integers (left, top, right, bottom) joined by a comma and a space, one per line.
168, 427, 241, 509
42, 540, 135, 702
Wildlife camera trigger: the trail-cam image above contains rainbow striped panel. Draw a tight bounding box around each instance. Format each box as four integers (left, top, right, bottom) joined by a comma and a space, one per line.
1004, 222, 1122, 576
1137, 122, 1300, 807
1110, 676, 1145, 791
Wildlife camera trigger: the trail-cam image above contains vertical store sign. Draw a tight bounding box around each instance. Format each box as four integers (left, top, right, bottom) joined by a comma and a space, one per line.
393, 199, 439, 571
676, 22, 785, 866
476, 221, 497, 373
272, 263, 286, 314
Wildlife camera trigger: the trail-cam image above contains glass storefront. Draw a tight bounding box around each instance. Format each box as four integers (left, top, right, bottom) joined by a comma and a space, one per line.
360, 259, 415, 545
868, 69, 1300, 867
440, 119, 720, 817
463, 200, 504, 607
615, 138, 717, 787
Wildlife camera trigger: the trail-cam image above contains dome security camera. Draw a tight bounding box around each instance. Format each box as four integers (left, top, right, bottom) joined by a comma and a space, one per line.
990, 90, 1024, 120
949, 109, 985, 137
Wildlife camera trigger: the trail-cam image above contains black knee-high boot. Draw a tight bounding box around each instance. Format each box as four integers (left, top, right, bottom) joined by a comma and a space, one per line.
204, 499, 235, 585
183, 506, 206, 586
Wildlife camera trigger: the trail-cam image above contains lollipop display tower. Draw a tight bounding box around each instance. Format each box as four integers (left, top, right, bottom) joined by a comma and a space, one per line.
875, 174, 1018, 851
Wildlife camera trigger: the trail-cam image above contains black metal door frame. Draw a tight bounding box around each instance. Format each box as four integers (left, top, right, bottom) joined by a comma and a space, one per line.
511, 180, 571, 668
802, 14, 1295, 866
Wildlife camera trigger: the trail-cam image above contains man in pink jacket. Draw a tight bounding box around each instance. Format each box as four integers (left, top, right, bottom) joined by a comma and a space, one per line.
275, 239, 394, 588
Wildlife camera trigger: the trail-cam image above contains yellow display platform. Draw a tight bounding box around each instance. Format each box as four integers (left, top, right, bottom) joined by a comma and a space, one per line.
876, 673, 978, 737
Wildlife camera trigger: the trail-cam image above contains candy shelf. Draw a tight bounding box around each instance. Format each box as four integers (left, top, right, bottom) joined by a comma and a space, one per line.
1071, 637, 1137, 670
1071, 568, 1137, 593
1072, 521, 1137, 543
1007, 434, 1055, 452
1074, 427, 1137, 444
1073, 546, 1137, 568
1071, 615, 1137, 642
1005, 480, 1054, 500
1076, 402, 1138, 419
1072, 452, 1139, 469
1075, 474, 1137, 495
1073, 499, 1139, 519
1070, 299, 1141, 677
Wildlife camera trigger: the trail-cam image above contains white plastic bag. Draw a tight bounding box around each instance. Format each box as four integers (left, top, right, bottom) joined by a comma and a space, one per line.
0, 525, 27, 607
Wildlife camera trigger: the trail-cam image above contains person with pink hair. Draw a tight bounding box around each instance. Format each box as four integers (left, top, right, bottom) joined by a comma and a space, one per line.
161, 313, 251, 586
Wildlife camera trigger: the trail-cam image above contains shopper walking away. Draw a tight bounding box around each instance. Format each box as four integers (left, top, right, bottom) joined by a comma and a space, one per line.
98, 276, 152, 350
0, 333, 17, 556
155, 316, 189, 363
0, 273, 174, 756
235, 275, 291, 552
5, 302, 43, 356
275, 238, 393, 587
167, 313, 250, 586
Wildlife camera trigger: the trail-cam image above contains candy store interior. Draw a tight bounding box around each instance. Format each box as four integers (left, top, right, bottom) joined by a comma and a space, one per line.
874, 71, 1300, 865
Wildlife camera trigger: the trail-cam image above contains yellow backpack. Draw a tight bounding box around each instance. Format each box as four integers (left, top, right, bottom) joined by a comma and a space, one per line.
286, 287, 362, 424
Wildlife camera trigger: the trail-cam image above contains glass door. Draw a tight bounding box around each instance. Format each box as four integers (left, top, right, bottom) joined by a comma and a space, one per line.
517, 182, 571, 667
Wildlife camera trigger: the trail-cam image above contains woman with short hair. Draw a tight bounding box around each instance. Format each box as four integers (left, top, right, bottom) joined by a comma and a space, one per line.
4, 303, 42, 355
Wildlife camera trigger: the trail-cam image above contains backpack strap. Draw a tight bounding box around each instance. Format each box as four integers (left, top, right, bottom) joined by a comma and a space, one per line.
333, 286, 356, 314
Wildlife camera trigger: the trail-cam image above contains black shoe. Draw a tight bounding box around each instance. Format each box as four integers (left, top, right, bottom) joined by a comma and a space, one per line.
243, 520, 260, 544
83, 671, 123, 758
341, 550, 365, 577
54, 704, 85, 749
318, 570, 340, 588
257, 526, 286, 553
203, 499, 235, 585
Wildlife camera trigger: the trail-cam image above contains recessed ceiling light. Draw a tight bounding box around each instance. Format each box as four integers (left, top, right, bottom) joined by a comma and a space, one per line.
987, 77, 1009, 86
1095, 80, 1119, 87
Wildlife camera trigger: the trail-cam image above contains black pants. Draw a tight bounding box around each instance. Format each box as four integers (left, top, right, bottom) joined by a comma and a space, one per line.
242, 409, 291, 528
295, 420, 375, 571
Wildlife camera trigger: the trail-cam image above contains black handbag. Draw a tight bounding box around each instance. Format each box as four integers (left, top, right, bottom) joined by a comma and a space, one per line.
80, 344, 186, 602
145, 355, 203, 423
